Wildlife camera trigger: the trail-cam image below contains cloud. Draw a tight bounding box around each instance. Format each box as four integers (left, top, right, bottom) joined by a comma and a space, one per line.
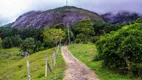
0, 0, 142, 25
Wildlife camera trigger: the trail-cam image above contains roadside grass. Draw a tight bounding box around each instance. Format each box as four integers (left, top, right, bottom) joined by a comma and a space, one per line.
68, 43, 139, 80
0, 47, 65, 80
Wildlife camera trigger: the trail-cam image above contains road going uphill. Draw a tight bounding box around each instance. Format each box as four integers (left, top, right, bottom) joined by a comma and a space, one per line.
61, 46, 99, 80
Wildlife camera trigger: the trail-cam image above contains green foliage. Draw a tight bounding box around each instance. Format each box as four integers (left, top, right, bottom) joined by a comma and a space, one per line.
0, 27, 19, 39
20, 38, 35, 53
75, 19, 94, 43
135, 17, 142, 23
74, 38, 81, 44
0, 47, 65, 80
11, 35, 23, 47
2, 37, 13, 48
69, 43, 135, 80
96, 23, 142, 77
93, 20, 122, 36
34, 41, 44, 52
0, 27, 43, 42
90, 36, 100, 43
43, 28, 65, 45
54, 23, 64, 29
63, 29, 75, 43
0, 37, 2, 48
19, 28, 43, 41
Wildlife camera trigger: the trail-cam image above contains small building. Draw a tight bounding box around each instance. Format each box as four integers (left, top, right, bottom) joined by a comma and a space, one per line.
21, 51, 30, 56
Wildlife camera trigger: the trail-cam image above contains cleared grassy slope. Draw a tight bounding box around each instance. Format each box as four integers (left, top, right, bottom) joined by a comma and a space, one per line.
0, 47, 65, 80
68, 43, 138, 80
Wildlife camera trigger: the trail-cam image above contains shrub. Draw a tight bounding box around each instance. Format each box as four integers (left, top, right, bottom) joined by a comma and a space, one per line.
96, 23, 142, 77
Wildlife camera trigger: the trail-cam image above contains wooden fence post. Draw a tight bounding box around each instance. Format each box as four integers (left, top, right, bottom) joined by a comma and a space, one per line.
45, 54, 52, 77
26, 60, 31, 80
50, 55, 52, 69
45, 54, 48, 77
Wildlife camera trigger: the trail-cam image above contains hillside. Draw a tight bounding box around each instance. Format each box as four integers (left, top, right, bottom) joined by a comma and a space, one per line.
0, 48, 65, 80
11, 6, 103, 28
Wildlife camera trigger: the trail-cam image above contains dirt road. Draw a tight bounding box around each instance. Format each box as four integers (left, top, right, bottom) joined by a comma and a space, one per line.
61, 46, 99, 80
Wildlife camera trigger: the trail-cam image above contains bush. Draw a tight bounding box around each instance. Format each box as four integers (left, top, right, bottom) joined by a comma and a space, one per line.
96, 23, 142, 77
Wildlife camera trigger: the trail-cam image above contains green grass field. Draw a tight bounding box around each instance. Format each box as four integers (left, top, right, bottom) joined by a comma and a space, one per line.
0, 47, 65, 80
68, 43, 139, 80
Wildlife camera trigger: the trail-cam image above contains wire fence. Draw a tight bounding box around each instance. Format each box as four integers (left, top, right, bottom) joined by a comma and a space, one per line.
26, 45, 60, 80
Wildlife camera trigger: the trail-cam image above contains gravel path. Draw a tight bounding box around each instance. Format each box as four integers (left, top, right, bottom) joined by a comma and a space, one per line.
61, 46, 99, 80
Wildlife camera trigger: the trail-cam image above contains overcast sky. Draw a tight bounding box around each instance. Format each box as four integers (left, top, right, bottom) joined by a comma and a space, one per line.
0, 0, 141, 25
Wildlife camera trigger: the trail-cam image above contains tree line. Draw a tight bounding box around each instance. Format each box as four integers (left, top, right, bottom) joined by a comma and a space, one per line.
0, 19, 125, 52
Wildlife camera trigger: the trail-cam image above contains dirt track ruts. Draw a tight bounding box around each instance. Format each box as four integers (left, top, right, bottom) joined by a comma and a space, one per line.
61, 46, 99, 80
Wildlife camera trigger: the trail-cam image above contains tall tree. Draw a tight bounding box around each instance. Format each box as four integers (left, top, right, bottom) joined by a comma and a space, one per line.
75, 19, 94, 42
2, 37, 13, 48
43, 28, 65, 46
20, 38, 35, 53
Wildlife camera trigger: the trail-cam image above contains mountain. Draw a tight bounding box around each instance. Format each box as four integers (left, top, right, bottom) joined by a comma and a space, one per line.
101, 11, 140, 24
11, 6, 103, 28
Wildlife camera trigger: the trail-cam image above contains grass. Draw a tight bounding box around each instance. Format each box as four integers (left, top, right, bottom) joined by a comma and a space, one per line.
68, 43, 139, 80
0, 47, 65, 80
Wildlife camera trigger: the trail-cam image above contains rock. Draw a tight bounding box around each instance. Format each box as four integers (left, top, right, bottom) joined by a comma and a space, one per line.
11, 6, 103, 28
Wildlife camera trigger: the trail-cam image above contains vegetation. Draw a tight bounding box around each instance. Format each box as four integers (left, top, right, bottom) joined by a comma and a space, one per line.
93, 20, 122, 35
0, 47, 65, 80
69, 43, 139, 80
136, 17, 142, 23
20, 37, 35, 53
2, 37, 13, 48
43, 28, 65, 46
0, 37, 2, 48
0, 10, 142, 79
74, 19, 94, 43
96, 23, 142, 77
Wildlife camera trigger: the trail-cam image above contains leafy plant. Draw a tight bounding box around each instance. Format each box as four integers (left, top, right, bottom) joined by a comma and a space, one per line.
96, 23, 142, 77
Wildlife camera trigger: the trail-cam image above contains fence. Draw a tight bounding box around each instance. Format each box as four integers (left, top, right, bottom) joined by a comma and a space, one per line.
26, 45, 60, 80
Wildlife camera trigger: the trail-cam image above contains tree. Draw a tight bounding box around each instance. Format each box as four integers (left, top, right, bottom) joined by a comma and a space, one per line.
135, 17, 142, 23
34, 41, 44, 52
0, 37, 2, 48
75, 19, 94, 42
63, 29, 75, 43
11, 35, 23, 47
54, 23, 64, 29
2, 37, 13, 48
20, 38, 35, 53
43, 28, 65, 46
